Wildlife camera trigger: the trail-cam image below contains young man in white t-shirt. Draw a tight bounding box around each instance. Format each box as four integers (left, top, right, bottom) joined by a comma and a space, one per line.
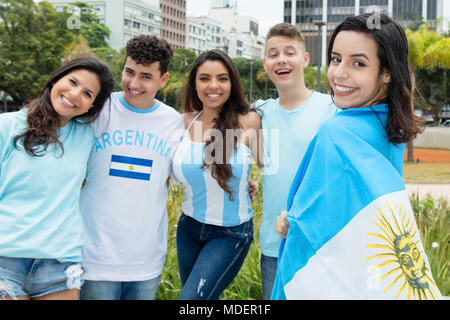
79, 35, 185, 300
255, 24, 338, 300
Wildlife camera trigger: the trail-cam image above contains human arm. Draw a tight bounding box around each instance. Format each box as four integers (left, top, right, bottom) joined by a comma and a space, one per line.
240, 110, 263, 169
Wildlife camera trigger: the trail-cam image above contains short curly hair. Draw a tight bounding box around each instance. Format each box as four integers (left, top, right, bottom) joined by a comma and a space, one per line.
125, 35, 173, 74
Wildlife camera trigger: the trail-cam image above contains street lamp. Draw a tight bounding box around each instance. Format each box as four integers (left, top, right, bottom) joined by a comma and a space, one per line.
313, 21, 325, 93
105, 54, 114, 70
246, 60, 254, 103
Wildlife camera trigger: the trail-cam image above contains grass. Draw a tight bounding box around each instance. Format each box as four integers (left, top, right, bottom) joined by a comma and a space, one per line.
157, 165, 449, 299
403, 162, 450, 183
410, 194, 450, 296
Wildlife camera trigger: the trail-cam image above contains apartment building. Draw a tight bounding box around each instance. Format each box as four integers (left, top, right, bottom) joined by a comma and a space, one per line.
186, 18, 207, 55
48, 0, 162, 51
283, 0, 448, 65
159, 0, 186, 49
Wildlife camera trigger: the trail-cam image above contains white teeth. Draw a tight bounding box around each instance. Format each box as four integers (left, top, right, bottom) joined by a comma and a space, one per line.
207, 94, 220, 98
335, 85, 356, 93
130, 90, 142, 95
276, 69, 291, 74
62, 96, 75, 107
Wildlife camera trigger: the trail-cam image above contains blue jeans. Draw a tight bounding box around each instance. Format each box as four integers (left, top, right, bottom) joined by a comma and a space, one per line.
260, 254, 277, 300
0, 256, 83, 300
80, 276, 160, 300
176, 213, 253, 300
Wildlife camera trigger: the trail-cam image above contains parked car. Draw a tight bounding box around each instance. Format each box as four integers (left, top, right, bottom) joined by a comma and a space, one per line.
441, 119, 450, 127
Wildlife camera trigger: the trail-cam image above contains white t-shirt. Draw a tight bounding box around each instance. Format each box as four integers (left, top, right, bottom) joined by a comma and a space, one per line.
79, 92, 185, 281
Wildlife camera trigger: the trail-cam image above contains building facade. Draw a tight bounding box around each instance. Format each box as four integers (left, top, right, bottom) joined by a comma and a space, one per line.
48, 0, 162, 51
189, 16, 224, 52
283, 0, 448, 65
186, 18, 207, 55
159, 0, 186, 49
206, 6, 264, 59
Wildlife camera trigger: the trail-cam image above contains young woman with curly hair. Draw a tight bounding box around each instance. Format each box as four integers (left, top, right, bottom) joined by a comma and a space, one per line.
0, 57, 114, 300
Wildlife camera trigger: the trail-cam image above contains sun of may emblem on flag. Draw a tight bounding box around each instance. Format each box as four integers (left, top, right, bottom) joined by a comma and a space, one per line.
365, 200, 440, 300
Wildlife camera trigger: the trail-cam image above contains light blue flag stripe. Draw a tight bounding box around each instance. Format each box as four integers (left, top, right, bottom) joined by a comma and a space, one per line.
109, 169, 150, 181
111, 155, 153, 167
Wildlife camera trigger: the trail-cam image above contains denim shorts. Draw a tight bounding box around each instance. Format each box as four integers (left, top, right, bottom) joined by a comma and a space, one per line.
0, 256, 84, 300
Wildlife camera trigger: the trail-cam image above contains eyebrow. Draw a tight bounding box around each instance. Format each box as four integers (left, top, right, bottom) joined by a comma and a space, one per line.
331, 51, 370, 60
70, 76, 94, 95
198, 72, 229, 77
268, 45, 296, 52
125, 67, 152, 77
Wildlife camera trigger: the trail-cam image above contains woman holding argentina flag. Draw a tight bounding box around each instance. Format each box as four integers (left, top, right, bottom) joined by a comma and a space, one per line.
172, 50, 263, 300
273, 13, 442, 300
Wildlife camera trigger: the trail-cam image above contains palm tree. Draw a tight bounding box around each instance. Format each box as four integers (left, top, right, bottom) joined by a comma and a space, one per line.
161, 77, 184, 110
405, 25, 447, 161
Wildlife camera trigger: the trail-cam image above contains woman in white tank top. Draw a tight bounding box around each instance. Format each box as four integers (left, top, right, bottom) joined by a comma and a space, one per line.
172, 50, 263, 300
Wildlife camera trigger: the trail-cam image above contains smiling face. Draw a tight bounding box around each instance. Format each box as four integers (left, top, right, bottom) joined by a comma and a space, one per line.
195, 60, 231, 112
327, 31, 391, 109
121, 57, 169, 109
50, 69, 101, 127
263, 36, 310, 90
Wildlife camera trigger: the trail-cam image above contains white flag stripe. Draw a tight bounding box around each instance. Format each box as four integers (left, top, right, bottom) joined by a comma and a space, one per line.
110, 161, 152, 174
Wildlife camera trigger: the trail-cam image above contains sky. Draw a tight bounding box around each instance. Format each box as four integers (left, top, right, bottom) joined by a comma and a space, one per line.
186, 0, 284, 37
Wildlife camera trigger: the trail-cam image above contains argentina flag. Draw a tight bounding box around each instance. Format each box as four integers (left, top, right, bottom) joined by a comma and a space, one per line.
272, 104, 441, 300
109, 155, 153, 181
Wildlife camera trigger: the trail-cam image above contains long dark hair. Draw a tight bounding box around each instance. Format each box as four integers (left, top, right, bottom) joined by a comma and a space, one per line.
14, 57, 114, 156
327, 13, 422, 144
182, 50, 250, 200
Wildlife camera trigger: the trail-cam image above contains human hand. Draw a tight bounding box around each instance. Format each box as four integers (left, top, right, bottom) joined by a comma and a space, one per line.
275, 210, 290, 239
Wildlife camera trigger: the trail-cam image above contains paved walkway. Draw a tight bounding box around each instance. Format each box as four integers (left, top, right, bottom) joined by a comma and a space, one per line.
405, 183, 450, 201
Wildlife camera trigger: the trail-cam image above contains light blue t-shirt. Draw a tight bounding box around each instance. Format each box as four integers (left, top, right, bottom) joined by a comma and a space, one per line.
0, 108, 94, 262
256, 91, 338, 257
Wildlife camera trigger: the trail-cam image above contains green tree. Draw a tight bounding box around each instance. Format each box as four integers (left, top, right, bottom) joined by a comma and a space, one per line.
0, 0, 74, 106
405, 25, 449, 160
416, 37, 450, 125
169, 48, 197, 76
66, 2, 111, 49
94, 46, 125, 91
304, 66, 329, 93
406, 25, 448, 121
62, 34, 96, 63
159, 76, 184, 111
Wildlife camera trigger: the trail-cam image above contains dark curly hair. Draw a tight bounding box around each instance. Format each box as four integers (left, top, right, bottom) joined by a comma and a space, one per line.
14, 57, 114, 157
125, 35, 173, 74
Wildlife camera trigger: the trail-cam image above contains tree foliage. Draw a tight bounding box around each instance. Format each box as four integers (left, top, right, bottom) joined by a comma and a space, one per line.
406, 25, 449, 125
0, 0, 114, 108
0, 0, 75, 106
65, 2, 110, 49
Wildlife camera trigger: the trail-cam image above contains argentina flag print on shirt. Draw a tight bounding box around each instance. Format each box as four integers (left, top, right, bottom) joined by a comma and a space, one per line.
109, 155, 153, 181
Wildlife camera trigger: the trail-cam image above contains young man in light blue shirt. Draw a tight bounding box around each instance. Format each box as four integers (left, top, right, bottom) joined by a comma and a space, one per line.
255, 23, 337, 299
